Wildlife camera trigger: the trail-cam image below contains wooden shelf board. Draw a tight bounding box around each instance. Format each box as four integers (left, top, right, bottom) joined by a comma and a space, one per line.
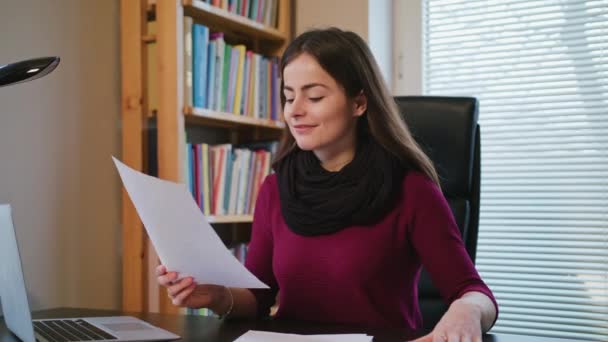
142, 34, 156, 43
207, 214, 253, 223
183, 0, 286, 43
185, 106, 285, 130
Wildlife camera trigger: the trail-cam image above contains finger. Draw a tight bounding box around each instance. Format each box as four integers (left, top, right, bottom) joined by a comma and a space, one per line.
431, 332, 447, 342
166, 277, 192, 297
172, 283, 196, 306
410, 333, 433, 342
446, 333, 460, 342
155, 265, 166, 276
167, 277, 193, 297
461, 335, 473, 342
157, 271, 178, 287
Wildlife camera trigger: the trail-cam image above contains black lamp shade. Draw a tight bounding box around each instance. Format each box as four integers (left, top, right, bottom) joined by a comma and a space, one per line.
0, 57, 60, 87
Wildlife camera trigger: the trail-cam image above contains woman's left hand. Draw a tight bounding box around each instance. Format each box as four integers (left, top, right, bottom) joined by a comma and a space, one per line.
411, 297, 483, 342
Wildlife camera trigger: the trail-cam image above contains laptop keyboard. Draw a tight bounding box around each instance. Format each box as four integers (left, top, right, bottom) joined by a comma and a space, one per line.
33, 319, 117, 341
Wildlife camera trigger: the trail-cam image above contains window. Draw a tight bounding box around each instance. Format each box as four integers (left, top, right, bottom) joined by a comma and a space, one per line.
422, 0, 608, 340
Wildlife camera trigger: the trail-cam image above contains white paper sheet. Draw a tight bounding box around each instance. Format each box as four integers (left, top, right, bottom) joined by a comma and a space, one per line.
233, 331, 373, 342
113, 156, 268, 288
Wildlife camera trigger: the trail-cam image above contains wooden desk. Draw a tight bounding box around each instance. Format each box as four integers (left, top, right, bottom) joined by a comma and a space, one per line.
0, 308, 575, 342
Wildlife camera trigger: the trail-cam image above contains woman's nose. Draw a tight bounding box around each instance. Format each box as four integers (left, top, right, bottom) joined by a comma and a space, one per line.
287, 97, 305, 118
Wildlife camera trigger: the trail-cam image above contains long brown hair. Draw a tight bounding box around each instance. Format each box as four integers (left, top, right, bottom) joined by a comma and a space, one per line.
274, 27, 439, 185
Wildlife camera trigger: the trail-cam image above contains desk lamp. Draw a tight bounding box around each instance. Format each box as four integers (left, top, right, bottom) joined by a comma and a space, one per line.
0, 57, 60, 87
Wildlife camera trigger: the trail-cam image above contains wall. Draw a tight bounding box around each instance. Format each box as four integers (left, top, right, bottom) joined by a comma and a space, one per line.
392, 0, 423, 95
294, 0, 422, 95
0, 0, 122, 312
368, 0, 393, 88
295, 0, 369, 39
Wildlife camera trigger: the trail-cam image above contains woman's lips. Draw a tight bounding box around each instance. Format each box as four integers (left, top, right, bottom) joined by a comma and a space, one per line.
292, 124, 316, 134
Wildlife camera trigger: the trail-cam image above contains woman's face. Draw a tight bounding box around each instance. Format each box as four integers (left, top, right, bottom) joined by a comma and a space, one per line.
282, 53, 366, 161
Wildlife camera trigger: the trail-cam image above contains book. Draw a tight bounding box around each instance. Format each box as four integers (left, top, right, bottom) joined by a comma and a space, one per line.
240, 51, 252, 116
193, 24, 209, 109
206, 40, 217, 110
201, 144, 211, 215
184, 17, 193, 108
226, 47, 240, 113
220, 43, 232, 112
232, 45, 247, 115
212, 33, 225, 112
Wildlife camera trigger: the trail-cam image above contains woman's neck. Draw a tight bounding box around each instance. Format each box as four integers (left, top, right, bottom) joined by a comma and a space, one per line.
313, 124, 359, 172
315, 143, 357, 172
321, 154, 354, 171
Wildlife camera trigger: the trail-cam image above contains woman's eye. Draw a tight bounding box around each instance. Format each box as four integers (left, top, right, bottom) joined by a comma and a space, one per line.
285, 98, 294, 103
309, 97, 324, 102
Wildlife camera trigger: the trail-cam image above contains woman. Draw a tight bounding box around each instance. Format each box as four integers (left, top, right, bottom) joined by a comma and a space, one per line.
157, 27, 498, 341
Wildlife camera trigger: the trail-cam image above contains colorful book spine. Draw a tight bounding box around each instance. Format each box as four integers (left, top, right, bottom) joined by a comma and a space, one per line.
183, 17, 193, 108
226, 47, 240, 113
232, 45, 247, 115
222, 145, 234, 215
192, 24, 209, 109
236, 150, 251, 214
201, 144, 211, 215
258, 57, 266, 119
228, 149, 241, 214
212, 33, 225, 112
220, 44, 232, 112
187, 143, 194, 196
207, 0, 279, 28
193, 144, 201, 207
188, 29, 281, 119
198, 144, 205, 212
240, 51, 251, 116
206, 41, 217, 110
249, 0, 258, 21
186, 142, 277, 215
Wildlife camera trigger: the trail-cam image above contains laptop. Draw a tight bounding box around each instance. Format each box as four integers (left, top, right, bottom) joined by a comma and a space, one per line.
0, 204, 180, 342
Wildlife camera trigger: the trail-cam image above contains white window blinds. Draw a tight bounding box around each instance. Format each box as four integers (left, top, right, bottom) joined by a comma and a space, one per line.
422, 0, 608, 340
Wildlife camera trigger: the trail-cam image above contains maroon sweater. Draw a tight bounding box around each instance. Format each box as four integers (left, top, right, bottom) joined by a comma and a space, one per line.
245, 172, 497, 331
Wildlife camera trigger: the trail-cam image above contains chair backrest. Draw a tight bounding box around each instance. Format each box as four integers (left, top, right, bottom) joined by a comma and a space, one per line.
393, 96, 481, 330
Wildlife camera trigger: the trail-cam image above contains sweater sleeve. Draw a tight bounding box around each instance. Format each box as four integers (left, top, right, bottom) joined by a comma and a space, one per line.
406, 173, 498, 320
244, 175, 279, 317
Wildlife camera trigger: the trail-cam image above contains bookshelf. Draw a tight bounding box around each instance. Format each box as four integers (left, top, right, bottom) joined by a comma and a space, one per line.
120, 0, 292, 315
186, 106, 285, 129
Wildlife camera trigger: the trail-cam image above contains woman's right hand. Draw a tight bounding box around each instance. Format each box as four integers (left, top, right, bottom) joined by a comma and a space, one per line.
155, 265, 231, 313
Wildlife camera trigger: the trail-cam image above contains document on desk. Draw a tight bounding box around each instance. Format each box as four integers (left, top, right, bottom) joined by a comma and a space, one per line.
113, 157, 268, 288
234, 331, 373, 342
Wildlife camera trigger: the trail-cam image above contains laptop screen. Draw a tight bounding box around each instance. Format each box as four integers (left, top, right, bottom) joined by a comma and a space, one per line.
0, 204, 37, 342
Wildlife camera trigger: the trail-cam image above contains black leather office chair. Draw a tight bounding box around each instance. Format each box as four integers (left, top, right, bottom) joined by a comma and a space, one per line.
394, 96, 481, 330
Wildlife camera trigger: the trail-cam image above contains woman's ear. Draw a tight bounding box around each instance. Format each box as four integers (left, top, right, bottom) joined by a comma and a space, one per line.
353, 91, 367, 117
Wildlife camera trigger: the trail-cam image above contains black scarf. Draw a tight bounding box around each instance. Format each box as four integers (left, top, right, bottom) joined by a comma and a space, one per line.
275, 137, 407, 236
